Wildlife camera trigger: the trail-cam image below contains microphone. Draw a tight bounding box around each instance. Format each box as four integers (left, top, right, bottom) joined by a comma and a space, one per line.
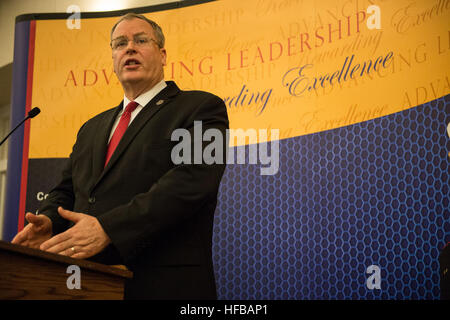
28, 107, 41, 118
0, 107, 41, 147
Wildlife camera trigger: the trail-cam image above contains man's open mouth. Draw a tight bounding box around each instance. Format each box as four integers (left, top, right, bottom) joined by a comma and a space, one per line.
124, 59, 141, 67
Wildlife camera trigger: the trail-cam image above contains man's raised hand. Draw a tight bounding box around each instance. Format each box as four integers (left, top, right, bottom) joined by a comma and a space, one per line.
39, 207, 111, 259
11, 212, 52, 249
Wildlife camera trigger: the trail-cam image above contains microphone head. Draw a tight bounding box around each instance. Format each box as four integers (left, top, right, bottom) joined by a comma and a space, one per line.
28, 107, 41, 118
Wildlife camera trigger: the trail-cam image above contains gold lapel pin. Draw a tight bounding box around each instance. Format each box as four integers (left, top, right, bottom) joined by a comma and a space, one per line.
156, 99, 164, 106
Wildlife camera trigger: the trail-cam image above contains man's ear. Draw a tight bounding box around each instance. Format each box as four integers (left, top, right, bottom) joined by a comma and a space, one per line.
160, 48, 167, 66
112, 53, 117, 74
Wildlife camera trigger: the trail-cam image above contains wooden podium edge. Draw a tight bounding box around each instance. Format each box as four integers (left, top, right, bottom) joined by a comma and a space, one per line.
0, 240, 132, 279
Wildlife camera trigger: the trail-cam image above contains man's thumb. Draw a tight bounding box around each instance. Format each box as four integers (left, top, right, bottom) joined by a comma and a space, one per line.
25, 212, 44, 226
57, 207, 80, 222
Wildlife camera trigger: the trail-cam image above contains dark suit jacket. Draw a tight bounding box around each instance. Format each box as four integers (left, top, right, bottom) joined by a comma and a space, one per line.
39, 81, 229, 299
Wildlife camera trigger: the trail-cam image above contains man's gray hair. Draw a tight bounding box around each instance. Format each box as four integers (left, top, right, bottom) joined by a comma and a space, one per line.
110, 12, 165, 48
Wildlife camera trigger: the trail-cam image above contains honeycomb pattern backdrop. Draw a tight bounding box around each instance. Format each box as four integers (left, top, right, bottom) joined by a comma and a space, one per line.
213, 95, 449, 299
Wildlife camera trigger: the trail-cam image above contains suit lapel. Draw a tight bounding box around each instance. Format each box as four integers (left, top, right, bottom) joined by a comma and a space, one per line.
92, 81, 180, 189
91, 103, 123, 182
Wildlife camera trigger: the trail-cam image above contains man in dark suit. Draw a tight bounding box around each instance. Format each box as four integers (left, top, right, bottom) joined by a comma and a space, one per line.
11, 13, 228, 299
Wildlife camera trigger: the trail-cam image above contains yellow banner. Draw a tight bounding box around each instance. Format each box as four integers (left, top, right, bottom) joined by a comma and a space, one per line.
30, 0, 450, 157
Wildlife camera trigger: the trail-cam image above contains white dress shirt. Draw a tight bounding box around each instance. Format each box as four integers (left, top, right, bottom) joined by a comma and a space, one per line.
108, 80, 167, 143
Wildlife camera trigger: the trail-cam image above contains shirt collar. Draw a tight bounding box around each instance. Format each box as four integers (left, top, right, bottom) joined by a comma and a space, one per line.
123, 80, 167, 110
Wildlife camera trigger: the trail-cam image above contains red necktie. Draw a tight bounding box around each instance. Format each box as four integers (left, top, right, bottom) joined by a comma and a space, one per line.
104, 101, 139, 167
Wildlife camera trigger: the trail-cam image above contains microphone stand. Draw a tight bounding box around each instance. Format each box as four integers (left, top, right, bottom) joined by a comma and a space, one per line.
0, 107, 41, 147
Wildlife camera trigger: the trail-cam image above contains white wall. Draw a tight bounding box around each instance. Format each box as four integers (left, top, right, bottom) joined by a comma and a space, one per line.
0, 103, 10, 235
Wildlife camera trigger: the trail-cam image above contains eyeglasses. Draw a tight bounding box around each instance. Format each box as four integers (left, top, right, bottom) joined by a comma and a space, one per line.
110, 35, 160, 50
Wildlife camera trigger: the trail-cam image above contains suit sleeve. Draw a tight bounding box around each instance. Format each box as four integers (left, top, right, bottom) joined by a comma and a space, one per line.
96, 94, 229, 263
37, 124, 85, 235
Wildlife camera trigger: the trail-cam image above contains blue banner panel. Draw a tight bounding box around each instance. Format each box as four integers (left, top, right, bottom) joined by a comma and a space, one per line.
213, 95, 449, 299
3, 21, 30, 241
